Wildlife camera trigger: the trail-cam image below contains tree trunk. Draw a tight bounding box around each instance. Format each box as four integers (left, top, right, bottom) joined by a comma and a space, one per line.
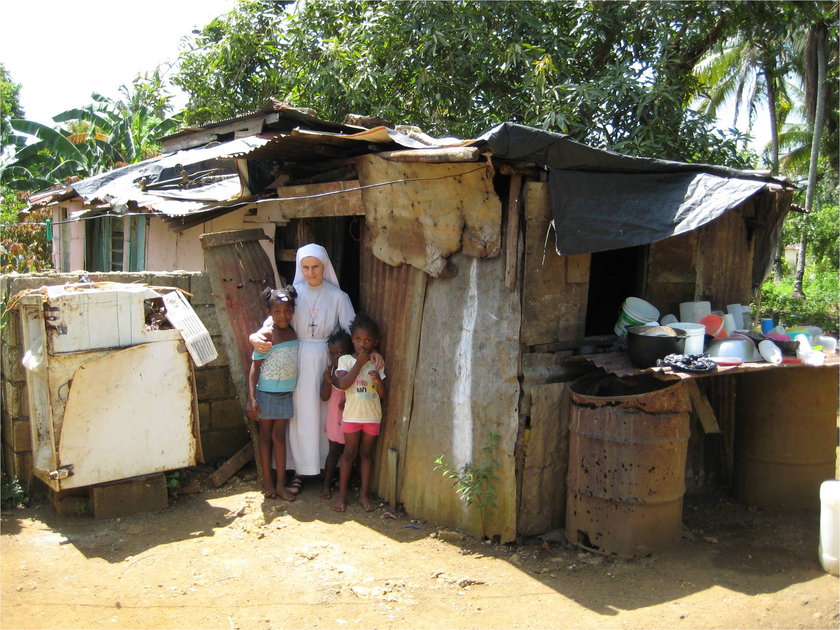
761, 60, 779, 175
772, 241, 784, 282
793, 24, 828, 299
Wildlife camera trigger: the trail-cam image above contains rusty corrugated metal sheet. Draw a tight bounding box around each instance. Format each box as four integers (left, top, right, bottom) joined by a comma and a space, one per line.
359, 236, 427, 505
200, 229, 279, 480
398, 253, 520, 542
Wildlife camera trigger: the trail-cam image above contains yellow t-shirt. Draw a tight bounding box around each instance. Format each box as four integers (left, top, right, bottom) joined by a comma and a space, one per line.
337, 354, 386, 423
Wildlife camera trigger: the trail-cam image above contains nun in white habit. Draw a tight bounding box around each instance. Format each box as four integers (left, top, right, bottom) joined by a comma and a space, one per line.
252, 244, 355, 483
290, 244, 357, 478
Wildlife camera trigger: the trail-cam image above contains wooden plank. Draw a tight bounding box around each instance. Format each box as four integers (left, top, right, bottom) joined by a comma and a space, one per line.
518, 382, 570, 536
684, 379, 722, 434
269, 180, 364, 218
210, 442, 255, 488
505, 174, 522, 292
565, 253, 590, 284
521, 182, 588, 346
376, 147, 480, 162
399, 253, 520, 543
200, 231, 277, 485
200, 228, 270, 249
384, 447, 399, 507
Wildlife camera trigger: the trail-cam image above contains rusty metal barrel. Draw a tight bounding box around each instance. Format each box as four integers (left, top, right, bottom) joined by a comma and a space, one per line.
566, 372, 690, 557
735, 367, 838, 510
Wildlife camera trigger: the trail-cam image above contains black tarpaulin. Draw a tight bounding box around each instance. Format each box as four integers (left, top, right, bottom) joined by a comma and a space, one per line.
475, 123, 787, 255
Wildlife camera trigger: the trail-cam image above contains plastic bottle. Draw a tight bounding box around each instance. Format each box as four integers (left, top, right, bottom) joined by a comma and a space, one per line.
819, 480, 840, 576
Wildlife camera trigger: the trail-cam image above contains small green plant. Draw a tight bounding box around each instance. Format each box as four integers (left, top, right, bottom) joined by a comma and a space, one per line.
434, 432, 501, 516
1, 476, 29, 509
73, 500, 88, 516
166, 471, 181, 498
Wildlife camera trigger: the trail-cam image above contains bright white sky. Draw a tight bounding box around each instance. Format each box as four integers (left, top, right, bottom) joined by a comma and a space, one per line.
1, 0, 238, 125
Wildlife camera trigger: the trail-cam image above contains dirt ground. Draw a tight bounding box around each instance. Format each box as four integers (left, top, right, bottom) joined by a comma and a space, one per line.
2, 465, 838, 630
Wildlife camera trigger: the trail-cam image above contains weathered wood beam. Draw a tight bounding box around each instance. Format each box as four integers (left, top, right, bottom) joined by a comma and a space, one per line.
684, 379, 722, 434
250, 180, 364, 222
505, 173, 523, 292
375, 147, 481, 162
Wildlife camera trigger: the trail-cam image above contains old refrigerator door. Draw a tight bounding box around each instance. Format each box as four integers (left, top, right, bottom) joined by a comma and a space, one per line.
55, 339, 197, 489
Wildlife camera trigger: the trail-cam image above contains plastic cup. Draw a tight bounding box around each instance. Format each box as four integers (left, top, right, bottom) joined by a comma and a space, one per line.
726, 304, 744, 330
723, 314, 737, 336
760, 318, 774, 334
817, 335, 837, 354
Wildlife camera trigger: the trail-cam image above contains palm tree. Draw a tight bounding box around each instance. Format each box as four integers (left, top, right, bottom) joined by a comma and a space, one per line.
793, 20, 831, 298
3, 73, 181, 192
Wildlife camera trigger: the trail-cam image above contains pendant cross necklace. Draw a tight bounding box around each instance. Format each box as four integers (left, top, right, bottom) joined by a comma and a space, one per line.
308, 290, 322, 334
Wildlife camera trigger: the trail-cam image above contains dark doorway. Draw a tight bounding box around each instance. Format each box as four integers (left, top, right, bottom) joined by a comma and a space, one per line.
584, 245, 646, 336
273, 217, 363, 311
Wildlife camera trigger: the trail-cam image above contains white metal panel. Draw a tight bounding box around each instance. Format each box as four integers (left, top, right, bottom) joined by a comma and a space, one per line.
18, 299, 56, 472
56, 340, 197, 489
45, 284, 161, 353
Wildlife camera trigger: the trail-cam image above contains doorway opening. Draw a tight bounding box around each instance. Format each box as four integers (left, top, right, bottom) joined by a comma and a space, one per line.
273, 216, 363, 311
584, 245, 647, 336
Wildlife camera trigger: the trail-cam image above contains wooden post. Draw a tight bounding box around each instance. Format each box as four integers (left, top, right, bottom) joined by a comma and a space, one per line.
505, 174, 523, 292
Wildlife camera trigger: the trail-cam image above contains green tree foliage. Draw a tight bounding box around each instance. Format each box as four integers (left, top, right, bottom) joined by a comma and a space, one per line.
1, 63, 25, 172
175, 0, 761, 165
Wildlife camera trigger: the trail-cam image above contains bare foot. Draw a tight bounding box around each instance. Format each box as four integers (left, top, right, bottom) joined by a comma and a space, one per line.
275, 486, 297, 502
360, 495, 376, 512
333, 496, 347, 512
321, 486, 332, 499
262, 485, 277, 499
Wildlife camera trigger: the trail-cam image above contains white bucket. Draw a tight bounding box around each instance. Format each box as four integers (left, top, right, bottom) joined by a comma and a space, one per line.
614, 297, 660, 336
679, 301, 711, 323
675, 322, 705, 355
819, 480, 840, 576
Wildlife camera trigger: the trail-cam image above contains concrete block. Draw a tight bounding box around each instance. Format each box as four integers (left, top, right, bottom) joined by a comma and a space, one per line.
189, 273, 214, 305
90, 473, 168, 519
10, 419, 31, 453
211, 398, 246, 430
149, 272, 191, 292
3, 380, 24, 417
194, 367, 231, 400
204, 337, 229, 368
1, 342, 24, 383
49, 488, 90, 517
191, 304, 220, 336
3, 310, 20, 347
198, 402, 211, 432
199, 429, 250, 465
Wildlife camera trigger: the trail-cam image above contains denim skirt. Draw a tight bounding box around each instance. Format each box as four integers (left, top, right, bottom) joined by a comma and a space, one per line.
255, 390, 293, 420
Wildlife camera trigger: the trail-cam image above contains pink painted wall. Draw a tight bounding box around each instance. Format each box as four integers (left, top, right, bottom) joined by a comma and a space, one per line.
53, 206, 280, 288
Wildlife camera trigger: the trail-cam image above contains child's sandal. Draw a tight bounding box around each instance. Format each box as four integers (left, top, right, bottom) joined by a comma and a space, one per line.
286, 476, 303, 496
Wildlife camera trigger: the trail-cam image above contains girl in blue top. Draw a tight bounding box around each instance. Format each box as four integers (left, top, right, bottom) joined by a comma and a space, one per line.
248, 286, 299, 500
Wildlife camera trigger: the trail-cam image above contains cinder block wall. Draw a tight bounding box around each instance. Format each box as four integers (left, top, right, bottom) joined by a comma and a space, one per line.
1, 271, 249, 486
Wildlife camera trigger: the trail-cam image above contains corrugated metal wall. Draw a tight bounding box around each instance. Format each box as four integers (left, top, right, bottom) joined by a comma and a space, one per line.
398, 252, 521, 542
359, 237, 428, 506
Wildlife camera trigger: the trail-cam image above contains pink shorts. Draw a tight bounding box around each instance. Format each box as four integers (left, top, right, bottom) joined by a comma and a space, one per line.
342, 421, 380, 436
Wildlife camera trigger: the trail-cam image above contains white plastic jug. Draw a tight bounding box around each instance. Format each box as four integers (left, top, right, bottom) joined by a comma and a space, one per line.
819, 480, 840, 576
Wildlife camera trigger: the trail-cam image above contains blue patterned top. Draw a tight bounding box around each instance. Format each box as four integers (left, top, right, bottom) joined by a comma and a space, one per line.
252, 340, 299, 392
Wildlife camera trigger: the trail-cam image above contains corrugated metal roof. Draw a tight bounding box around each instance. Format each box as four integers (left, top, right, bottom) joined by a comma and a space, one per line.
30, 136, 272, 216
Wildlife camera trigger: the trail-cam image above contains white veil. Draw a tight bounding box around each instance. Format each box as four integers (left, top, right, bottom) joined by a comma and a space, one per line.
293, 243, 340, 287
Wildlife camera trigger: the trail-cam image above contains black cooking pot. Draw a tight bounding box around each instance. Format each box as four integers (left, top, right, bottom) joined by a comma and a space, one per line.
627, 325, 687, 368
